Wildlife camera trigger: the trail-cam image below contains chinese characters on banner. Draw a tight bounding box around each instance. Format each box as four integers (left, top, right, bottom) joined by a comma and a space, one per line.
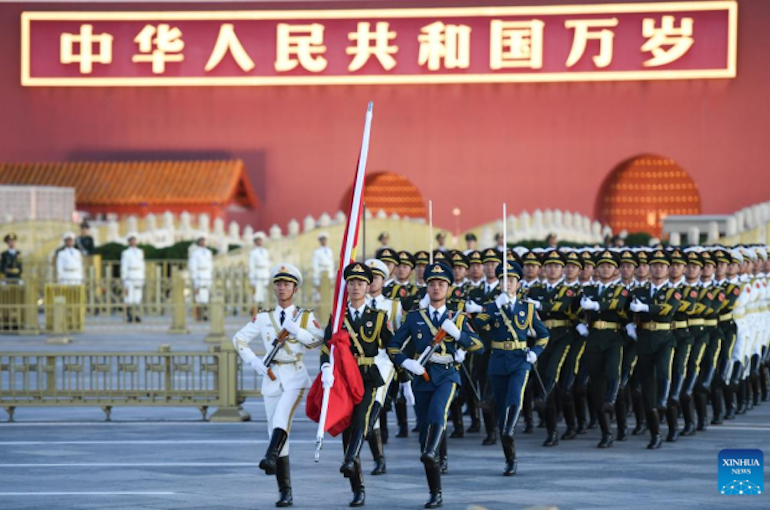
22, 2, 737, 86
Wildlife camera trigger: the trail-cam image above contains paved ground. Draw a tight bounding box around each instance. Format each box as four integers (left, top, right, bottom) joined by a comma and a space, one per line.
1, 332, 768, 509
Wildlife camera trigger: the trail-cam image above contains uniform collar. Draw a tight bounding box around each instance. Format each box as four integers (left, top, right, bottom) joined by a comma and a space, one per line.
428, 304, 446, 319
348, 302, 366, 317
650, 280, 670, 294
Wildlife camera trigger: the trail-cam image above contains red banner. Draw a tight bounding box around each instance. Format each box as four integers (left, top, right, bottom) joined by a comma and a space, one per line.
21, 2, 737, 87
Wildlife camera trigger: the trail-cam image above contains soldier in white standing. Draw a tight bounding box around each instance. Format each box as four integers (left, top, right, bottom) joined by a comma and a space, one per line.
188, 234, 213, 320
363, 258, 406, 475
249, 231, 271, 309
233, 264, 323, 508
312, 232, 334, 303
120, 233, 145, 323
56, 232, 84, 285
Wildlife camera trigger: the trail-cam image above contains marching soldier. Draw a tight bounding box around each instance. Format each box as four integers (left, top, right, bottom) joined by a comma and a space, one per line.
693, 248, 727, 430
188, 234, 213, 319
467, 250, 485, 289
392, 251, 417, 303
469, 261, 549, 476
233, 264, 323, 508
56, 232, 84, 285
664, 248, 697, 442
519, 251, 542, 295
463, 233, 478, 255
378, 248, 399, 289
579, 250, 596, 285
320, 262, 393, 508
312, 232, 334, 302
628, 249, 681, 449
364, 258, 403, 475
577, 250, 630, 448
613, 249, 638, 442
526, 250, 579, 446
679, 249, 714, 436
1, 233, 22, 282
467, 248, 502, 444
388, 261, 483, 508
249, 232, 271, 308
120, 233, 145, 323
447, 250, 472, 438
558, 251, 585, 439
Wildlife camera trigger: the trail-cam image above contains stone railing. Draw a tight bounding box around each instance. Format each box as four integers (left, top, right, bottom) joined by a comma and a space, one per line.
662, 200, 770, 246
462, 209, 611, 247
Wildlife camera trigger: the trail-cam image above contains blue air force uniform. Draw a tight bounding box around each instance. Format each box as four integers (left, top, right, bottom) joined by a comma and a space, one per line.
472, 261, 549, 476
387, 262, 483, 509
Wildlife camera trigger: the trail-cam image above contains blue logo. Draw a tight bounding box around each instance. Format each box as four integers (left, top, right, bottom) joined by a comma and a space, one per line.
718, 449, 763, 495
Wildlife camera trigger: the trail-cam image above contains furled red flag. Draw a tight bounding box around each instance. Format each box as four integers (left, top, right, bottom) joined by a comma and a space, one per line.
305, 331, 365, 436
307, 103, 373, 454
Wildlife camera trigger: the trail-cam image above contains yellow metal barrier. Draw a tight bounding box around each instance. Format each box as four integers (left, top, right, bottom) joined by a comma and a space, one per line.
0, 281, 39, 335
0, 340, 262, 422
44, 284, 86, 333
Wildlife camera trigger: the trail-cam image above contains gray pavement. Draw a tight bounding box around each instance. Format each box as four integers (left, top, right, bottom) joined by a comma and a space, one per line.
1, 332, 768, 509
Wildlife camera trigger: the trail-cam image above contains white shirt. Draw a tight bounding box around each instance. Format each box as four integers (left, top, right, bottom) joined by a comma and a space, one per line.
649, 280, 669, 297
248, 246, 271, 282
312, 246, 334, 276
348, 303, 367, 321
368, 293, 403, 330
56, 247, 83, 284
484, 280, 500, 294
120, 246, 145, 282
188, 246, 213, 284
427, 304, 447, 323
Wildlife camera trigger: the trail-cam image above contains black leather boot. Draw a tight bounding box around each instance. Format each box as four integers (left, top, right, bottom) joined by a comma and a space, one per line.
341, 428, 365, 478
665, 404, 680, 442
424, 462, 442, 508
596, 406, 613, 448
395, 399, 408, 438
543, 397, 559, 446
275, 456, 293, 507
349, 460, 365, 507
260, 428, 288, 476
367, 428, 386, 476
482, 406, 497, 445
724, 383, 737, 419
736, 380, 748, 414
647, 408, 663, 449
711, 385, 725, 424
615, 390, 628, 442
449, 401, 464, 438
502, 438, 517, 476
439, 435, 448, 474
680, 395, 696, 437
420, 424, 444, 467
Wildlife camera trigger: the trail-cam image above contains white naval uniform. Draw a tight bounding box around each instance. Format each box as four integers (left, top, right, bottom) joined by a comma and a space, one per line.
120, 247, 145, 305
731, 276, 752, 380
233, 305, 323, 456
249, 246, 271, 304
56, 247, 84, 285
312, 246, 334, 287
188, 246, 213, 304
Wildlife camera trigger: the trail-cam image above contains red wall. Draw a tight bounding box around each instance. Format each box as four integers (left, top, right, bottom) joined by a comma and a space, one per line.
2, 1, 769, 233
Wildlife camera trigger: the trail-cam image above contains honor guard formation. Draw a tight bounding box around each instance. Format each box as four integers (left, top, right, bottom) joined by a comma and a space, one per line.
215, 235, 770, 509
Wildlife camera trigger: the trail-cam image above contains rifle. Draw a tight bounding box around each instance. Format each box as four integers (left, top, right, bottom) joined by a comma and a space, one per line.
415, 329, 448, 381
263, 309, 306, 381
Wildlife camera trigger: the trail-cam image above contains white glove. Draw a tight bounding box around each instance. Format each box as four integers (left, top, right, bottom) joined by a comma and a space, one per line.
526, 298, 542, 311
401, 358, 426, 376
250, 357, 268, 376
283, 317, 300, 336
441, 319, 462, 340
630, 299, 650, 313
576, 323, 590, 337
526, 350, 538, 364
464, 300, 483, 314
419, 293, 430, 309
321, 363, 335, 389
581, 296, 600, 311
454, 349, 467, 363
401, 382, 416, 406
495, 293, 510, 309
625, 323, 638, 341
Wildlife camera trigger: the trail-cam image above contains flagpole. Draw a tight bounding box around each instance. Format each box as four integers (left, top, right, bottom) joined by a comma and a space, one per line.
316, 101, 374, 461
429, 200, 434, 265
503, 203, 508, 296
